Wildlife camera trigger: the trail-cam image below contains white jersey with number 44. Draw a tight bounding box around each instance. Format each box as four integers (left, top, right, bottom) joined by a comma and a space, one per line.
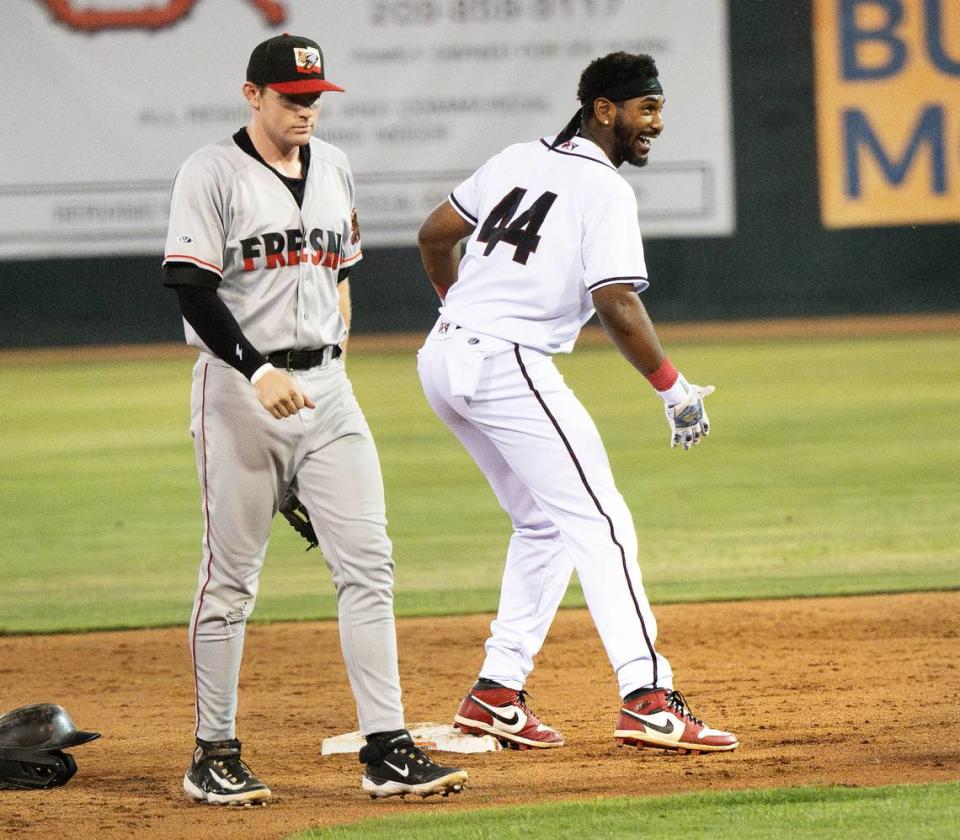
442, 134, 649, 355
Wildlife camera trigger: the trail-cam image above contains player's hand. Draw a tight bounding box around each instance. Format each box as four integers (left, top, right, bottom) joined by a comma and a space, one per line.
664, 384, 714, 450
254, 369, 316, 419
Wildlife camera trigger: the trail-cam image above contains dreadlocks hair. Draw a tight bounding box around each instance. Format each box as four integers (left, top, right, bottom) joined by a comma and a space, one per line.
551, 52, 659, 149
578, 52, 659, 104
577, 52, 659, 125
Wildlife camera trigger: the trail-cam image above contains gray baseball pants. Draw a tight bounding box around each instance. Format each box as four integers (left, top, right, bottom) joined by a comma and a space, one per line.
187, 351, 405, 742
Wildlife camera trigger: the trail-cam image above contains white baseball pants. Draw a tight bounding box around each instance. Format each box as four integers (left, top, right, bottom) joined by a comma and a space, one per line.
417, 321, 673, 698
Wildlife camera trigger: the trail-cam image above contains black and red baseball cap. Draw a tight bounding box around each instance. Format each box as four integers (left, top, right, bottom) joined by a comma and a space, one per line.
246, 33, 345, 94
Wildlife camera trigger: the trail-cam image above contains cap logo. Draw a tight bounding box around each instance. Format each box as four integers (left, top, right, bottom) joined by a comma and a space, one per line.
294, 46, 322, 76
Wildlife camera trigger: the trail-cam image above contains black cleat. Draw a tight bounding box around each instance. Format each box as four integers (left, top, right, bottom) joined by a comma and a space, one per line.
360, 731, 468, 799
182, 738, 271, 805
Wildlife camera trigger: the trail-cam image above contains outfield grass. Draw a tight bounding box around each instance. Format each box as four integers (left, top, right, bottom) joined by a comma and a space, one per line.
293, 782, 960, 839
1, 332, 957, 633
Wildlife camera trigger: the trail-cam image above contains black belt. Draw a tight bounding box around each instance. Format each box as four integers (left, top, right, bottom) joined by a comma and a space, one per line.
266, 346, 342, 370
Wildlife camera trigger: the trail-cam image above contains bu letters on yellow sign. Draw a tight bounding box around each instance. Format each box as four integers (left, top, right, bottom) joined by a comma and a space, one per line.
813, 0, 960, 228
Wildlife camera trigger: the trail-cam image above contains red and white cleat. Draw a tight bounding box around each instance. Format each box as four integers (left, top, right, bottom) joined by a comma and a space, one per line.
454, 683, 564, 749
615, 688, 738, 754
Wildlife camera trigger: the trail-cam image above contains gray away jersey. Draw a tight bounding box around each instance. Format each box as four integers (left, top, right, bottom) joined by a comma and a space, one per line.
163, 135, 362, 355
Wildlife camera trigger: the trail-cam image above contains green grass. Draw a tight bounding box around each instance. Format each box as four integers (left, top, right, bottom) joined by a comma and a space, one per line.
1, 332, 958, 633
293, 782, 960, 839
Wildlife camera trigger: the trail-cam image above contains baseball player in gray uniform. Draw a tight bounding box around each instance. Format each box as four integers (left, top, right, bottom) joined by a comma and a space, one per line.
417, 52, 738, 755
163, 33, 467, 804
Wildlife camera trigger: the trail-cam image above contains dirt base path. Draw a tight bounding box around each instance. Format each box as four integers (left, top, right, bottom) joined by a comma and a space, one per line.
1, 592, 957, 839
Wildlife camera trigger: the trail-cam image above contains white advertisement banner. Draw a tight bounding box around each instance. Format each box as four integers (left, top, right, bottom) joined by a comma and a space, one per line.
1, 0, 734, 259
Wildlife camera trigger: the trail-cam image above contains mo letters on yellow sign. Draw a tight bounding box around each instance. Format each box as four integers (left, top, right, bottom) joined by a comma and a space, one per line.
814, 0, 960, 227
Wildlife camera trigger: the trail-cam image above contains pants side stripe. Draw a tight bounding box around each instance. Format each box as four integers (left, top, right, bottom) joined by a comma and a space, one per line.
512, 344, 658, 686
191, 362, 216, 738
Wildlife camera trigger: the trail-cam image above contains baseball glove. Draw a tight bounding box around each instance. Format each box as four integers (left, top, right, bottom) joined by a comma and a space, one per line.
279, 489, 319, 551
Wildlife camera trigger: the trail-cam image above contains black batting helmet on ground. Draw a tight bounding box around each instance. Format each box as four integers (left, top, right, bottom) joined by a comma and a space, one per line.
0, 704, 100, 790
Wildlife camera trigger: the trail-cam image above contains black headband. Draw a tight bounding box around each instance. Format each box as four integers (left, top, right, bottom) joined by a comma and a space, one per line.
551, 76, 664, 149
588, 75, 663, 105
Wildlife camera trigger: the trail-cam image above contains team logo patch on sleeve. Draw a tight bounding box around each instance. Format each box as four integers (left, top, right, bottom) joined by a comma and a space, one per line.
294, 47, 322, 76
176, 234, 193, 244
350, 208, 361, 245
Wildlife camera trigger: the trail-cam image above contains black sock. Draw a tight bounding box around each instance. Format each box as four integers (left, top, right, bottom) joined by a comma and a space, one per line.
365, 728, 408, 747
359, 728, 411, 765
474, 677, 506, 690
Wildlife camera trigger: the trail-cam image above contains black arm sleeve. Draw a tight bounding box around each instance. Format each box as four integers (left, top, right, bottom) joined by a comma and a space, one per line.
163, 262, 220, 290
169, 283, 269, 381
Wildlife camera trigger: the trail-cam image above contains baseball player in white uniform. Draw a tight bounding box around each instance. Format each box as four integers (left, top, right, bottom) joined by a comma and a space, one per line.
417, 52, 738, 755
163, 33, 467, 804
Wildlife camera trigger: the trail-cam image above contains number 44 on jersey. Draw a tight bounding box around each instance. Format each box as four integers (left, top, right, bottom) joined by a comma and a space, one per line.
477, 188, 558, 265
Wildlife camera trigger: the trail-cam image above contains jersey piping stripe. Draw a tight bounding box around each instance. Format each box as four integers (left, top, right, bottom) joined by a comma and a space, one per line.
340, 250, 363, 267
448, 193, 478, 225
512, 344, 659, 686
587, 276, 648, 291
191, 362, 216, 737
539, 138, 616, 171
164, 254, 223, 277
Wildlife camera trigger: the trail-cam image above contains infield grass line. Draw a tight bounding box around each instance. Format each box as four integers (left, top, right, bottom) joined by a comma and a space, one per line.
291, 781, 960, 839
1, 333, 958, 633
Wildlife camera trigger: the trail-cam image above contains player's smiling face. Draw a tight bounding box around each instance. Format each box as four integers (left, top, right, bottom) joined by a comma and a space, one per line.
612, 95, 664, 168
258, 87, 322, 150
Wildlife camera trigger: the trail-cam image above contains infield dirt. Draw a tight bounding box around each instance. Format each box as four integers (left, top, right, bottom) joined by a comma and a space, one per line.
0, 591, 957, 839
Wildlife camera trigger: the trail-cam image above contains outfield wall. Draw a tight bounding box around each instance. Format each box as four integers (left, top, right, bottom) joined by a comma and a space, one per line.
2, 1, 957, 347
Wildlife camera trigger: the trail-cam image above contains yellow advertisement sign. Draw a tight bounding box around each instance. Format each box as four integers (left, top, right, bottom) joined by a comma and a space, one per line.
814, 0, 960, 227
